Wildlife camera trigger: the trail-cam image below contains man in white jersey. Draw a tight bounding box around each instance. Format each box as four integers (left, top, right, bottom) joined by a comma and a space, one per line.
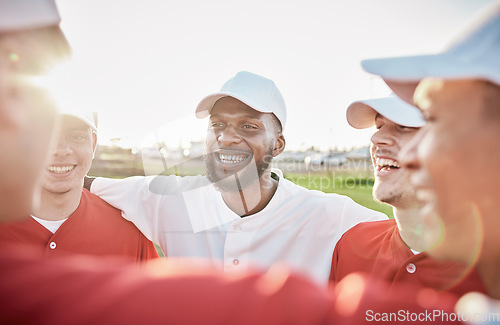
89, 71, 386, 284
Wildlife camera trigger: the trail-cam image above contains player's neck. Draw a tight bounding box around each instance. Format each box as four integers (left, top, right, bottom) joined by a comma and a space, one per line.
33, 186, 82, 221
394, 205, 428, 252
221, 170, 278, 217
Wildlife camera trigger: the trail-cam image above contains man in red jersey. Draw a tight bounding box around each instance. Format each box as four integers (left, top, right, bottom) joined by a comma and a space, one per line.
363, 0, 500, 317
0, 107, 158, 261
0, 1, 463, 324
331, 96, 485, 296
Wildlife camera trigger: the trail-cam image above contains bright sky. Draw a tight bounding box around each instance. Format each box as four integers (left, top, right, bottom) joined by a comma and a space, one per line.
52, 0, 495, 151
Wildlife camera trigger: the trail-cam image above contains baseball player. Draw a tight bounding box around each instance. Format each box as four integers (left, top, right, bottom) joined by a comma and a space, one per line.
87, 71, 387, 284
0, 2, 337, 323
363, 0, 500, 312
330, 96, 486, 296
0, 0, 70, 223
0, 1, 462, 323
0, 107, 159, 261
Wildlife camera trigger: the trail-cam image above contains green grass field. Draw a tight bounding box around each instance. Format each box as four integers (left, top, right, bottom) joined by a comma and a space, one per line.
284, 173, 394, 218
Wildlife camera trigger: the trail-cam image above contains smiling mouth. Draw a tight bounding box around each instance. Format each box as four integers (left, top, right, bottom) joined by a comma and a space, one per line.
212, 150, 252, 166
47, 165, 75, 174
218, 153, 249, 164
375, 157, 400, 172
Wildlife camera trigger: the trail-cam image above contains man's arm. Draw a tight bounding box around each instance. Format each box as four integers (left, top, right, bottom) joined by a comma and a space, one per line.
338, 196, 387, 234
86, 175, 205, 244
88, 176, 167, 243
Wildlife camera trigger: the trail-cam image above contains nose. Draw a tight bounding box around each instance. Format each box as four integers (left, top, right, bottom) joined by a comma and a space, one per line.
371, 126, 395, 147
217, 124, 242, 146
399, 128, 423, 171
52, 136, 72, 156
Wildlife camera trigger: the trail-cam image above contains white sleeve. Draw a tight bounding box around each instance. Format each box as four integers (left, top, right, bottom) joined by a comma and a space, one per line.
91, 176, 164, 244
338, 196, 388, 236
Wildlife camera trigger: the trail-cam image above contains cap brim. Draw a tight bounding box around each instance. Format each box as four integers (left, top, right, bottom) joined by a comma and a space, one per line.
0, 0, 61, 31
346, 102, 378, 129
346, 96, 425, 129
195, 92, 274, 119
361, 54, 445, 104
361, 52, 498, 104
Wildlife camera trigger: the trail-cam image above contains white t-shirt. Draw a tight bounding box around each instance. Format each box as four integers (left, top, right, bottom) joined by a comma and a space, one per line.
91, 169, 387, 284
31, 215, 67, 234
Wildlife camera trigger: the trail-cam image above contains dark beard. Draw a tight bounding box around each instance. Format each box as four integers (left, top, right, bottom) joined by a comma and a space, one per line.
204, 147, 274, 193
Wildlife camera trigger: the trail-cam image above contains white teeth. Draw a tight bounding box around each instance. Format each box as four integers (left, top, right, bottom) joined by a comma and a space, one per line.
376, 158, 400, 168
219, 153, 247, 164
48, 166, 74, 174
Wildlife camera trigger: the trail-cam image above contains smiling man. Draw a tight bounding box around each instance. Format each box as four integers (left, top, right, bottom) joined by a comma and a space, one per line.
0, 4, 388, 322
330, 96, 486, 296
361, 0, 500, 308
200, 95, 285, 216
0, 1, 461, 323
0, 108, 158, 261
88, 71, 386, 284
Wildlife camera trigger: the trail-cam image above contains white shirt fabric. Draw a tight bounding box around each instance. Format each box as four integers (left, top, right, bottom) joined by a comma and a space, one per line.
91, 169, 387, 284
31, 215, 67, 234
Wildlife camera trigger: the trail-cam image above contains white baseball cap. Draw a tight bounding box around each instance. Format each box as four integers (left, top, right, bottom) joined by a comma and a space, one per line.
59, 108, 98, 132
0, 0, 71, 74
361, 0, 500, 103
346, 96, 425, 129
195, 71, 287, 130
0, 0, 62, 31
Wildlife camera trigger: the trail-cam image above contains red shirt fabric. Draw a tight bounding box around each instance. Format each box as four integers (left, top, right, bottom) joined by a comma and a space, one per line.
330, 219, 486, 296
0, 188, 158, 262
0, 245, 462, 325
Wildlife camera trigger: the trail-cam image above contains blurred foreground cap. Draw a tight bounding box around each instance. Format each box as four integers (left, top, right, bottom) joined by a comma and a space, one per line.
0, 0, 71, 74
0, 0, 62, 31
361, 0, 500, 103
